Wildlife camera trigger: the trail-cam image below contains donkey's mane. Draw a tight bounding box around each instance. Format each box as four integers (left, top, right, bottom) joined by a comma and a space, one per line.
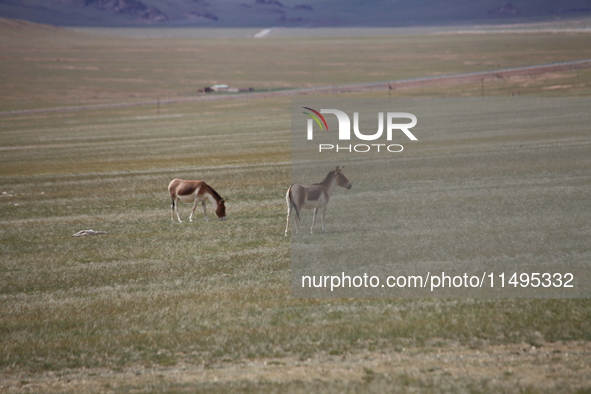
202, 181, 223, 201
312, 170, 336, 186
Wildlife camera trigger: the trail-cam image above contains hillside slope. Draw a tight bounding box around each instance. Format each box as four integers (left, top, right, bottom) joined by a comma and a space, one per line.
0, 0, 590, 27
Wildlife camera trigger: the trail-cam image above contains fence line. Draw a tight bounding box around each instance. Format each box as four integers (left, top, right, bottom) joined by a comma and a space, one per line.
2, 58, 591, 117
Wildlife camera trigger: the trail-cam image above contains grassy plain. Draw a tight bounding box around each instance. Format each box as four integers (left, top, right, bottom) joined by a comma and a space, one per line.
3, 18, 591, 111
1, 19, 591, 392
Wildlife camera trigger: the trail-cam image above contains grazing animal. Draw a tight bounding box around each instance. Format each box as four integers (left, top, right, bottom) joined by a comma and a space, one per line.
168, 179, 226, 223
285, 166, 352, 235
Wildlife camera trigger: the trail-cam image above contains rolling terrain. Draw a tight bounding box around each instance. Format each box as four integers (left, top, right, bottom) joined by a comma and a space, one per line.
1, 0, 591, 27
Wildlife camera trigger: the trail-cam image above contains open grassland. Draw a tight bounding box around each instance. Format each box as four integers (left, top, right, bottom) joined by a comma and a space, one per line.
1, 99, 590, 393
3, 18, 591, 111
1, 21, 591, 392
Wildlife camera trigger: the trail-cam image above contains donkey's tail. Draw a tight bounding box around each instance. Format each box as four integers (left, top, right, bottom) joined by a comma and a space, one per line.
287, 184, 300, 221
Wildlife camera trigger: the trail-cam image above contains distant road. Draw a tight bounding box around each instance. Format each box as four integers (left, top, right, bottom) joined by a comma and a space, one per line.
2, 58, 590, 117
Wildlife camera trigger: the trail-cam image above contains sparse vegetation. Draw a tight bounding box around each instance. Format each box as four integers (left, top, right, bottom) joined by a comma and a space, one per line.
0, 20, 590, 392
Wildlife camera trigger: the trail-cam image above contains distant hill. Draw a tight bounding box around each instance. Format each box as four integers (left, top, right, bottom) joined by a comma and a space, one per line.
0, 0, 590, 27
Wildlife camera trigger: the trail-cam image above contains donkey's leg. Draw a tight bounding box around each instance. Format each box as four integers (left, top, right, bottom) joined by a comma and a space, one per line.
285, 203, 291, 236
202, 202, 209, 221
292, 204, 300, 234
320, 206, 326, 232
189, 200, 199, 222
171, 199, 175, 222
310, 208, 317, 234
293, 213, 300, 234
174, 198, 182, 222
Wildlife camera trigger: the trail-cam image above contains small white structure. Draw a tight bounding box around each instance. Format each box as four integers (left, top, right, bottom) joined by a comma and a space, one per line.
210, 84, 229, 92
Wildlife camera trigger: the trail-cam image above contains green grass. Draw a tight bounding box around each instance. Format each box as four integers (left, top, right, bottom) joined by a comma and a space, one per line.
2, 95, 590, 393
1, 21, 591, 393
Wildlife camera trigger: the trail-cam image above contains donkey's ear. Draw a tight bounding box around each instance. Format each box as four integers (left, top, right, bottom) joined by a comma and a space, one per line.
335, 166, 340, 172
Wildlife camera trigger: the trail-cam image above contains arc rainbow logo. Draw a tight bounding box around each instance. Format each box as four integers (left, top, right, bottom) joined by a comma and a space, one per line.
302, 107, 329, 131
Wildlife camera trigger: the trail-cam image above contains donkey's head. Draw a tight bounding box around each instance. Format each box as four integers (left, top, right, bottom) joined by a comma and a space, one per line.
335, 166, 352, 190
216, 198, 227, 220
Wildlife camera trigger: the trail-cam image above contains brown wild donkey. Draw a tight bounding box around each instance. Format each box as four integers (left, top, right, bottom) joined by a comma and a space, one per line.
168, 179, 226, 222
285, 166, 352, 235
